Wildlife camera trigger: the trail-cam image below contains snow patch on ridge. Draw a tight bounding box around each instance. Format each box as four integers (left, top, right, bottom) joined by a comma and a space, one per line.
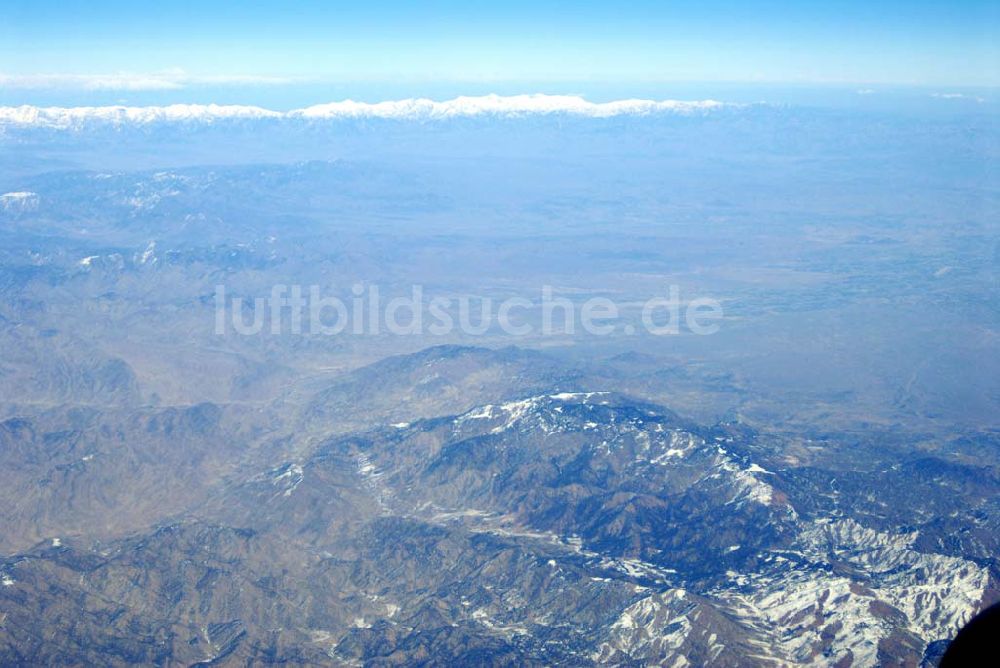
713, 518, 990, 665
455, 391, 613, 434
0, 191, 39, 213
593, 589, 695, 663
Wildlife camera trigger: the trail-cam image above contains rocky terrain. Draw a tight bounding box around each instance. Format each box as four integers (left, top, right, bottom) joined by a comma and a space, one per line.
0, 346, 996, 665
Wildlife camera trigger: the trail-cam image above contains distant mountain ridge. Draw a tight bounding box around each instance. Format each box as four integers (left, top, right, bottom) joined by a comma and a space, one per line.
0, 94, 731, 128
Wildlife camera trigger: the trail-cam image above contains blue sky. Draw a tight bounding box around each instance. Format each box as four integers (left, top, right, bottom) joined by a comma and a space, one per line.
1, 0, 997, 102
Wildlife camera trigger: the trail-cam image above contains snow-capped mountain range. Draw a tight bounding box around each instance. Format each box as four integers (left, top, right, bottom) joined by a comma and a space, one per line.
0, 94, 729, 128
